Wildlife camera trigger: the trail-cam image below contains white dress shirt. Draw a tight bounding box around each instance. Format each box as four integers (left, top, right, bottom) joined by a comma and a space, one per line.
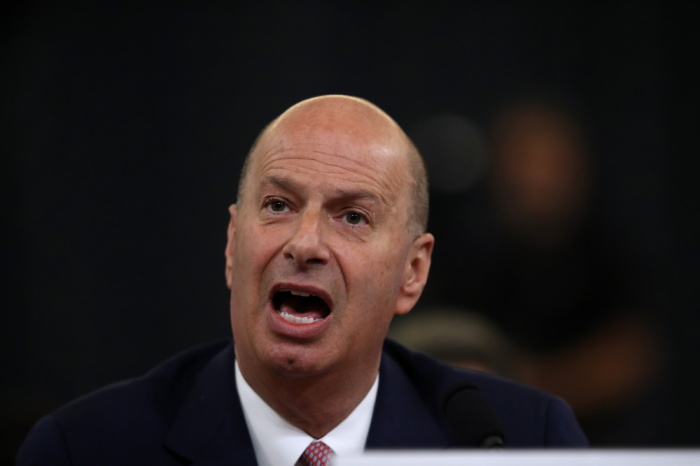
235, 361, 378, 466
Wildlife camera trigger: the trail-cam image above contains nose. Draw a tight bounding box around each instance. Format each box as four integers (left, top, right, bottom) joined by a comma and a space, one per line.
282, 208, 330, 268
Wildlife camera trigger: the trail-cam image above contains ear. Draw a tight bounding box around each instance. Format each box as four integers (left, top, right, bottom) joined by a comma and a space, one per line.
395, 232, 434, 315
225, 204, 238, 289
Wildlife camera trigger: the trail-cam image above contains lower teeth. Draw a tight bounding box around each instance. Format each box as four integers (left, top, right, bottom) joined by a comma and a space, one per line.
279, 311, 322, 324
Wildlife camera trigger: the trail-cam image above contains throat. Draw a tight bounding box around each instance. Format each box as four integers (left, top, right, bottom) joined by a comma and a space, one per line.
255, 370, 379, 440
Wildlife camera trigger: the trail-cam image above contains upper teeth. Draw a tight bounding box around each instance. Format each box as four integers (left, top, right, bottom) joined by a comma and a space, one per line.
290, 290, 311, 297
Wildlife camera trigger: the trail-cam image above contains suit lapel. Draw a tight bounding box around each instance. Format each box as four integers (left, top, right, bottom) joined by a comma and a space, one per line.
162, 341, 455, 463
163, 344, 258, 465
366, 349, 452, 449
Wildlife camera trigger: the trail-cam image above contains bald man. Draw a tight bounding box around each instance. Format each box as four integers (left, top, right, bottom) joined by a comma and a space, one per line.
18, 96, 587, 466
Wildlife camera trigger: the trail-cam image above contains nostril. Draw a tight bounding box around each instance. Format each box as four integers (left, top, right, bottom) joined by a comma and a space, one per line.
283, 238, 329, 267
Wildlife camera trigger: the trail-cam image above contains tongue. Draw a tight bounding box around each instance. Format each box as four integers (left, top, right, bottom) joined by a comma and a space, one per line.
279, 294, 327, 320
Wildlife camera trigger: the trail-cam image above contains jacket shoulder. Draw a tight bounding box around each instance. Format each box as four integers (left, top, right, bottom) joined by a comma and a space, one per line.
55, 340, 231, 426
382, 339, 588, 447
17, 340, 233, 465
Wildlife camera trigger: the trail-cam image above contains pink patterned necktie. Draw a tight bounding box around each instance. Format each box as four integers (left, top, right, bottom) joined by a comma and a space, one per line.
296, 440, 334, 466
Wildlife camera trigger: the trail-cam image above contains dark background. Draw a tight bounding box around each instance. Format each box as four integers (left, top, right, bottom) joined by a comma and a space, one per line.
3, 1, 698, 461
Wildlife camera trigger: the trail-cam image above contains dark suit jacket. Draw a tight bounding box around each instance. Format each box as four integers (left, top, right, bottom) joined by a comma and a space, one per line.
17, 339, 587, 465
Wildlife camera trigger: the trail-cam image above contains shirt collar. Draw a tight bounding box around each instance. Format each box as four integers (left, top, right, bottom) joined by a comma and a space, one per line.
235, 361, 378, 466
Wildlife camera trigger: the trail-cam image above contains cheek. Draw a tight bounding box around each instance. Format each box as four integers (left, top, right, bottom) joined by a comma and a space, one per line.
347, 249, 406, 311
374, 243, 409, 285
229, 227, 275, 313
233, 223, 278, 271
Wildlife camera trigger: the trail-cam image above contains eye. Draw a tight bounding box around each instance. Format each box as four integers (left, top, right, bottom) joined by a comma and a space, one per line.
343, 211, 367, 226
265, 199, 289, 213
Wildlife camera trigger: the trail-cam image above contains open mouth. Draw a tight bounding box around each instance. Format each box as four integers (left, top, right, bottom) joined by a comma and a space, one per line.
272, 289, 332, 324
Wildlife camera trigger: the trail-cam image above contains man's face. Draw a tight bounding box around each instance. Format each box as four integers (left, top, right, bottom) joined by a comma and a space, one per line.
225, 101, 432, 382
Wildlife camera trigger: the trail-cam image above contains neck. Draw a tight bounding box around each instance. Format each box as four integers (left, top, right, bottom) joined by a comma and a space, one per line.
238, 355, 380, 438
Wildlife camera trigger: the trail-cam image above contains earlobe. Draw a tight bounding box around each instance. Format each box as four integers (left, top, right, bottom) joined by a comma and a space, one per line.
225, 204, 238, 289
396, 233, 434, 315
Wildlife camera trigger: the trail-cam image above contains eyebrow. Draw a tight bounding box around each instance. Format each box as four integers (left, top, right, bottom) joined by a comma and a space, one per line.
260, 175, 299, 193
261, 175, 386, 206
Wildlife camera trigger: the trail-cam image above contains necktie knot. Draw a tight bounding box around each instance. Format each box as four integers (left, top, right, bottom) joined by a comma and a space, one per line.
297, 440, 333, 466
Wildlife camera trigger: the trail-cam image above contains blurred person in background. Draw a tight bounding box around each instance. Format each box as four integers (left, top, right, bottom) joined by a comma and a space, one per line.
388, 307, 515, 377
422, 94, 662, 444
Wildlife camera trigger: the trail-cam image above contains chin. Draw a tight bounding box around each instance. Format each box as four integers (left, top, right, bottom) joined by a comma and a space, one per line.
264, 340, 337, 379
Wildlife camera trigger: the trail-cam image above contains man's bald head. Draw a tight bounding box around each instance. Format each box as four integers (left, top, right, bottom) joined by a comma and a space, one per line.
236, 95, 429, 236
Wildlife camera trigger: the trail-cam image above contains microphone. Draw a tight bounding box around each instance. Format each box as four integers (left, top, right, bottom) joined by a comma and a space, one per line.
442, 383, 505, 448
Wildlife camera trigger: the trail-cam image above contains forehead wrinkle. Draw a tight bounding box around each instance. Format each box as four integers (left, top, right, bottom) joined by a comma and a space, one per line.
262, 174, 388, 210
264, 167, 395, 212
261, 146, 390, 177
256, 151, 402, 210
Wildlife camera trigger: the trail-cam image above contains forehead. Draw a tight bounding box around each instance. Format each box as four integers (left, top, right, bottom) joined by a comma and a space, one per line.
246, 112, 411, 204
